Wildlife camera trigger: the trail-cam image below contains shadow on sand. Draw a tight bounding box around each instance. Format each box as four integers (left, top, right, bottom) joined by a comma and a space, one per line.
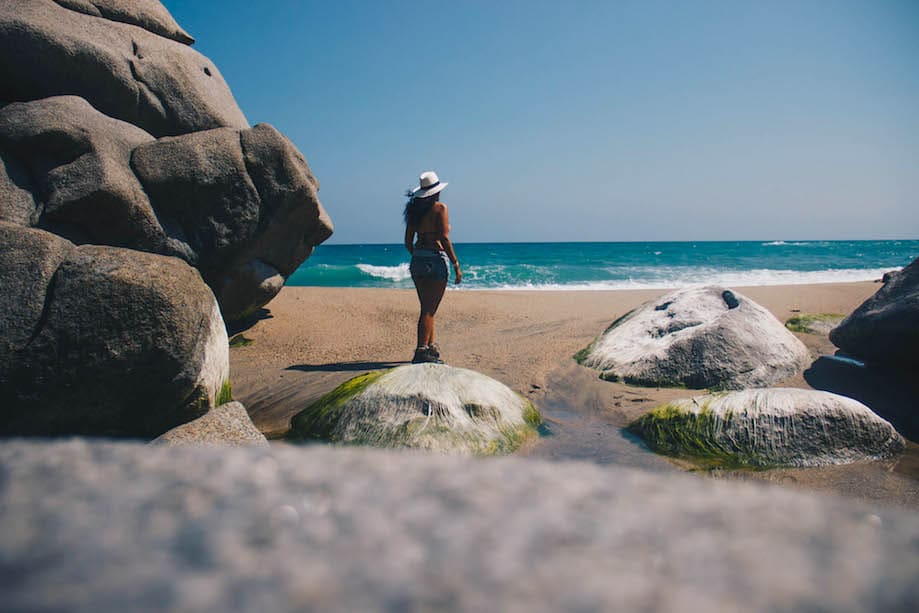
286, 361, 409, 373
227, 308, 273, 335
804, 355, 919, 442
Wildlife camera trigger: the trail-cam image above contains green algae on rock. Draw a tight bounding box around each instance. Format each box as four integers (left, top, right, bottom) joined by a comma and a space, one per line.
785, 313, 845, 335
630, 388, 905, 468
290, 364, 542, 455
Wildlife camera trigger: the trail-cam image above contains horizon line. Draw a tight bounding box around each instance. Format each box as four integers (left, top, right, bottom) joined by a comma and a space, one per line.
320, 237, 919, 247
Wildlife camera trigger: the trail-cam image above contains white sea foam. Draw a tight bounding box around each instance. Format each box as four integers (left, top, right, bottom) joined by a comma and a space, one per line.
458, 267, 898, 291
762, 240, 815, 246
356, 263, 411, 282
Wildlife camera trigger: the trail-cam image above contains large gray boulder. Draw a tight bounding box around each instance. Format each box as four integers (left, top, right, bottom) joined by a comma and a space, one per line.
52, 0, 195, 44
830, 257, 919, 370
0, 96, 186, 256
0, 0, 247, 137
290, 364, 542, 455
0, 0, 332, 434
630, 388, 905, 467
2, 440, 918, 611
0, 223, 229, 437
152, 401, 268, 447
578, 286, 810, 389
0, 96, 332, 321
133, 123, 333, 320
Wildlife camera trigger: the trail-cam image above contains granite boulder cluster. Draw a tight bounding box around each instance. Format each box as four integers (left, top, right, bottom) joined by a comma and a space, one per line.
0, 0, 332, 438
578, 285, 907, 468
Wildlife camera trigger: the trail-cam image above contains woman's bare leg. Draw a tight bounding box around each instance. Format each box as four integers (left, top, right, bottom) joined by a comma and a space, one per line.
413, 278, 448, 348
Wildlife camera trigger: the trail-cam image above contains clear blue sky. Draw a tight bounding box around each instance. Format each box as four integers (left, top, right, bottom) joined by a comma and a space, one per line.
163, 0, 919, 244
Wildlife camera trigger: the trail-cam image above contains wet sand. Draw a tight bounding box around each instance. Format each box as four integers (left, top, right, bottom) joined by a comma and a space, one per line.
230, 282, 919, 510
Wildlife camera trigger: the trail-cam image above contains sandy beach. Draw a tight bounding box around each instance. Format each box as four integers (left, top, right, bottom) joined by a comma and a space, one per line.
231, 281, 919, 509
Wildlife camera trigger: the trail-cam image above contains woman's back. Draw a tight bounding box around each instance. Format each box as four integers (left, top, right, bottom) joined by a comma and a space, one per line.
415, 202, 447, 250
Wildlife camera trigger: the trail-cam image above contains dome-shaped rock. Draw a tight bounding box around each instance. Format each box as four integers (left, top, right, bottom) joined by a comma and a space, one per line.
630, 388, 905, 467
290, 364, 542, 455
0, 0, 247, 137
578, 286, 810, 389
830, 257, 919, 371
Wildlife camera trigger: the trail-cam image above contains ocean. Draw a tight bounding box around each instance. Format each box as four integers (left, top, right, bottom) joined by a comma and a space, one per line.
287, 240, 919, 290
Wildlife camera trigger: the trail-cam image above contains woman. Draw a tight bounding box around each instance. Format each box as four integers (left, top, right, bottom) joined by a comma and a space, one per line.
404, 171, 462, 364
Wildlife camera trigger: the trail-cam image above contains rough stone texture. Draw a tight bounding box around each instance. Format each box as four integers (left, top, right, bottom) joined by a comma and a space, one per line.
830, 257, 919, 371
0, 222, 75, 373
291, 364, 541, 455
580, 286, 811, 389
632, 388, 905, 467
0, 226, 229, 437
1, 440, 918, 612
131, 127, 261, 271
0, 0, 332, 434
0, 154, 37, 226
53, 0, 195, 44
132, 124, 334, 321
0, 0, 248, 137
152, 401, 268, 447
0, 96, 189, 255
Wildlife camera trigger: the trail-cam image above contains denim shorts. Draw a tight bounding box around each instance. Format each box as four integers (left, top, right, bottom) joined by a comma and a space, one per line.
410, 249, 450, 281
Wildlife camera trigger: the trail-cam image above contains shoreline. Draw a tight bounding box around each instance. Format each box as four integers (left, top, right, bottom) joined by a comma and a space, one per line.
230, 281, 919, 509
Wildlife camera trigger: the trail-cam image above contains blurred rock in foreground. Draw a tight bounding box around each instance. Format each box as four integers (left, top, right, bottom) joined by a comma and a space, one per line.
1, 440, 917, 612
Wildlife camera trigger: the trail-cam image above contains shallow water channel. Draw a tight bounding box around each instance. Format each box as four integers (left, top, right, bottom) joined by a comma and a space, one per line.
522, 361, 919, 509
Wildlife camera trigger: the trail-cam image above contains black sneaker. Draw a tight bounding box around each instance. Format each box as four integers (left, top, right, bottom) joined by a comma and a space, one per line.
428, 344, 441, 359
412, 346, 443, 364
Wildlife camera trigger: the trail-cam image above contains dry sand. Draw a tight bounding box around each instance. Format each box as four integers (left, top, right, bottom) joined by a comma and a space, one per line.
231, 282, 919, 509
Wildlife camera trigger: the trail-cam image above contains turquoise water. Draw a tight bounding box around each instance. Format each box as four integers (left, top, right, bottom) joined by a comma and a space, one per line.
287, 240, 919, 290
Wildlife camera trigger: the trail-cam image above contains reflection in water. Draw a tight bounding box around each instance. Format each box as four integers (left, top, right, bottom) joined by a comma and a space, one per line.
522, 363, 678, 473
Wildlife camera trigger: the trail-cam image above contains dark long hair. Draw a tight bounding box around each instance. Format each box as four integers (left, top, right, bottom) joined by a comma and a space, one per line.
403, 194, 437, 227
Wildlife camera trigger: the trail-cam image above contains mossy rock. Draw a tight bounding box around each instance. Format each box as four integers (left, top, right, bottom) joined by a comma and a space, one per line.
229, 334, 253, 348
629, 388, 904, 468
784, 313, 845, 335
290, 364, 542, 456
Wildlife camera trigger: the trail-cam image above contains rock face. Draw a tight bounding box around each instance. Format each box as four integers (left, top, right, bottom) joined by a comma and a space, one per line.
578, 286, 810, 389
630, 388, 905, 467
0, 1, 332, 435
0, 0, 245, 137
152, 401, 268, 447
0, 223, 229, 437
830, 257, 919, 370
0, 96, 171, 253
52, 0, 195, 44
290, 364, 542, 455
2, 440, 919, 611
132, 123, 331, 321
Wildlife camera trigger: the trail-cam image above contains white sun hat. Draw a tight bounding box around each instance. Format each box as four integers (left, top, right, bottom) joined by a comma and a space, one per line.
407, 170, 448, 199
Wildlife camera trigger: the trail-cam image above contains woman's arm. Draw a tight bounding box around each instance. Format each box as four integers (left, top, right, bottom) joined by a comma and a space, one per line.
404, 225, 415, 255
441, 236, 462, 284
436, 203, 462, 284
